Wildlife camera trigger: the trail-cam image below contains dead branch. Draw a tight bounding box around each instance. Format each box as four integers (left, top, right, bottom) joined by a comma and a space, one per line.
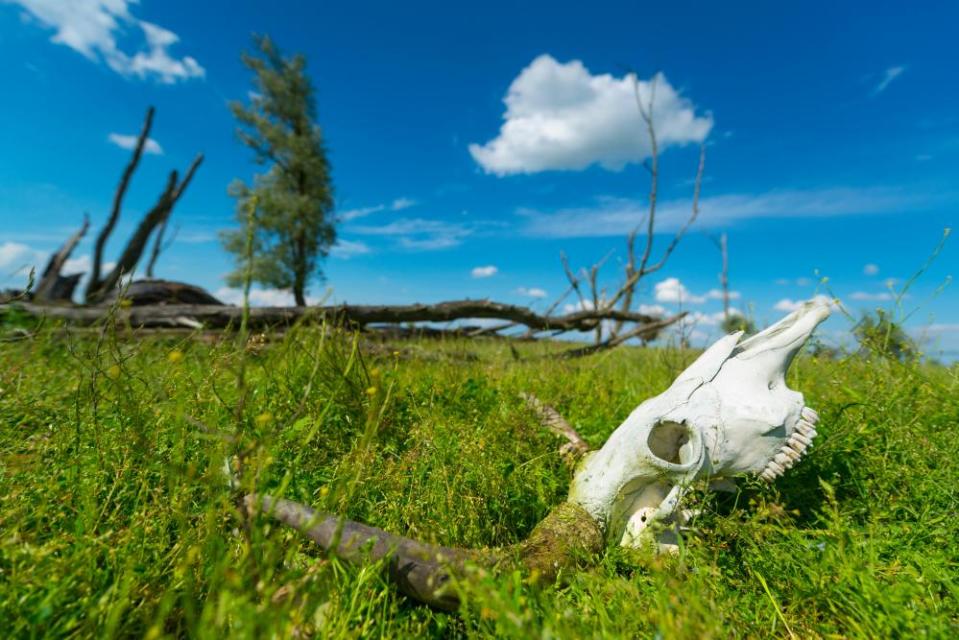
555, 311, 686, 359
89, 154, 204, 301
34, 214, 90, 303
145, 152, 202, 279
88, 107, 154, 301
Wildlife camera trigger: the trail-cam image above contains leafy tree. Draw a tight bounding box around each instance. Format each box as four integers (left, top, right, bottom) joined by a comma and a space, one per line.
853, 309, 917, 361
221, 35, 335, 306
721, 313, 756, 336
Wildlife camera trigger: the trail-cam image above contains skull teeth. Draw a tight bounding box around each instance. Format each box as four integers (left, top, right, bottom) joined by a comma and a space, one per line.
760, 408, 820, 483
781, 446, 802, 462
790, 432, 814, 447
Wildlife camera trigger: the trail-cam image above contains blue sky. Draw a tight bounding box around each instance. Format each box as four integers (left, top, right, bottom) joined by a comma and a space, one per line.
0, 1, 956, 358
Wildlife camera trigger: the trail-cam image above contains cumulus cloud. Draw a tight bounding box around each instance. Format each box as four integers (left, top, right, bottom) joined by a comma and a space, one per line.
849, 291, 893, 301
863, 263, 880, 276
774, 295, 833, 312
653, 277, 739, 305
62, 254, 91, 275
215, 287, 323, 307
0, 241, 43, 271
348, 218, 473, 251
339, 197, 418, 221
638, 303, 668, 317
471, 265, 498, 278
107, 132, 162, 155
872, 65, 905, 95
391, 197, 416, 211
469, 55, 712, 175
329, 239, 371, 259
9, 1, 204, 83
517, 286, 547, 298
520, 187, 934, 238
655, 277, 702, 304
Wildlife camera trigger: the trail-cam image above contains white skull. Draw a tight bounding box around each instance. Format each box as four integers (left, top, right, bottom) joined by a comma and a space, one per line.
568, 299, 831, 548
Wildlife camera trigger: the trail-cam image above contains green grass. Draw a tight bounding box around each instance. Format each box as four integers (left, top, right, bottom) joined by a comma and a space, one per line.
1, 322, 957, 638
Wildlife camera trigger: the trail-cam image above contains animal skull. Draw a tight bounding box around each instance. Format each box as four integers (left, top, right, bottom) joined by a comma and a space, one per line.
568, 299, 831, 548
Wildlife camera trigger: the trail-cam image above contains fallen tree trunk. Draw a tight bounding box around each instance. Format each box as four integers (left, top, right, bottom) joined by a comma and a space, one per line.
3, 299, 678, 333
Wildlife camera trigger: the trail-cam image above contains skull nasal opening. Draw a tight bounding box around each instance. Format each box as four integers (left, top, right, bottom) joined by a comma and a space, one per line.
647, 421, 692, 464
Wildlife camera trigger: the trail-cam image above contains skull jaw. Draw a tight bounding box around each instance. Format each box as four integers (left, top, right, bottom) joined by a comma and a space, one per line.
568, 300, 831, 550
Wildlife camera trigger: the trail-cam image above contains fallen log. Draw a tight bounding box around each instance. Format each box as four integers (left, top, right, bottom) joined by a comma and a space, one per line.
101, 279, 224, 306
2, 299, 672, 333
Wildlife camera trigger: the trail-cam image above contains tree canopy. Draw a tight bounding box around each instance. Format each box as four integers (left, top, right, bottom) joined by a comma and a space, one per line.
222, 35, 335, 306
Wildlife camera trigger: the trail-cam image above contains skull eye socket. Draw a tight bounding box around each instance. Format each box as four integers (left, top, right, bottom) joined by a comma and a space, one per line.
647, 420, 692, 464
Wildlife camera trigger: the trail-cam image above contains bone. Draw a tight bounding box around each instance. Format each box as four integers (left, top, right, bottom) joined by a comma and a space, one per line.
568, 299, 831, 549
790, 432, 814, 447
781, 447, 802, 462
774, 452, 795, 469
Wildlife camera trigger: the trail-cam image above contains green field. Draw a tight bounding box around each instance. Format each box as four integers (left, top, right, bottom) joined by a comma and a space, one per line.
1, 322, 957, 638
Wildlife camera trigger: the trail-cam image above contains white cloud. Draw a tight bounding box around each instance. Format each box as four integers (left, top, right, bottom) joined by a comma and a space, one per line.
469, 55, 712, 175
107, 132, 163, 155
62, 254, 91, 275
655, 277, 704, 304
0, 241, 43, 271
563, 300, 595, 313
471, 265, 498, 278
517, 286, 547, 298
339, 205, 384, 221
339, 197, 417, 221
774, 295, 833, 312
774, 298, 803, 312
653, 277, 740, 305
849, 291, 893, 301
638, 303, 668, 317
215, 287, 322, 307
863, 263, 880, 276
923, 324, 959, 335
873, 65, 905, 95
349, 218, 473, 251
682, 309, 741, 327
704, 288, 741, 301
391, 197, 416, 211
329, 239, 371, 259
519, 187, 934, 238
10, 1, 204, 83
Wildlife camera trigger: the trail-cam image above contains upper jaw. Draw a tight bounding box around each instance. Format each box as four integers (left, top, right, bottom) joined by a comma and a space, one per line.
759, 405, 819, 482
730, 299, 832, 377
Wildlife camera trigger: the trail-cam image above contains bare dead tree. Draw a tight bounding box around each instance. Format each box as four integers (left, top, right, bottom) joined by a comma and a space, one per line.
711, 232, 730, 323
33, 214, 90, 303
87, 107, 154, 301
64, 106, 205, 303
551, 72, 707, 350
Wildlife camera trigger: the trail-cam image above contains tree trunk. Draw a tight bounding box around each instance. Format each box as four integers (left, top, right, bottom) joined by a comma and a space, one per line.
87, 155, 204, 303
87, 107, 155, 302
34, 215, 89, 303
5, 299, 672, 332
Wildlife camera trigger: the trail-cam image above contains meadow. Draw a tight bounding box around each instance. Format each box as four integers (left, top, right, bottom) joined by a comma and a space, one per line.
1, 316, 957, 638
